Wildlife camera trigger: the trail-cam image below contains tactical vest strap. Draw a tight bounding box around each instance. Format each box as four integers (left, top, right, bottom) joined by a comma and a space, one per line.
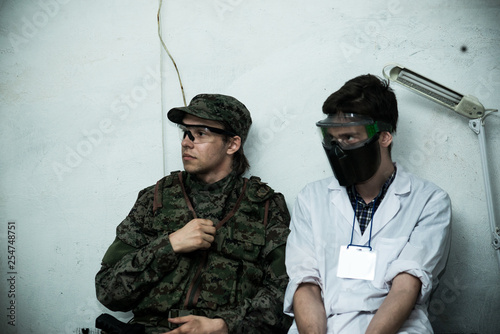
263, 199, 270, 227
153, 173, 270, 227
153, 171, 180, 214
178, 172, 197, 219
178, 176, 250, 309
215, 178, 248, 230
152, 178, 164, 213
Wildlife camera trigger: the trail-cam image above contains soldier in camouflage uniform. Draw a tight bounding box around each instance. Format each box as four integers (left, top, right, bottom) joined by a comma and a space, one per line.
95, 94, 292, 334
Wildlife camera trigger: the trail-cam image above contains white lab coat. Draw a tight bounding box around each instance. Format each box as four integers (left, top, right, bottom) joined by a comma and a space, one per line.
284, 164, 451, 334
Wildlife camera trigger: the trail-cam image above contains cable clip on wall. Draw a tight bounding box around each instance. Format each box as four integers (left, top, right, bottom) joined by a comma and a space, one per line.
382, 64, 500, 267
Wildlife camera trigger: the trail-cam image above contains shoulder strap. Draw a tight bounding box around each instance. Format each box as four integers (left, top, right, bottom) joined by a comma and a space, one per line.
263, 199, 270, 227
152, 171, 180, 214
166, 173, 249, 229
215, 178, 248, 230
177, 172, 197, 219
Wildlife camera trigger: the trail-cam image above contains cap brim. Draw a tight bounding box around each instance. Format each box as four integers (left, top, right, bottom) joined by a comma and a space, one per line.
167, 107, 189, 124
167, 106, 225, 125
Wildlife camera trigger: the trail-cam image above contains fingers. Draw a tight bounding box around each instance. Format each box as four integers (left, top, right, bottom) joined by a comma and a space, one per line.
168, 315, 194, 324
197, 219, 215, 226
162, 316, 194, 334
169, 219, 216, 253
197, 219, 216, 235
191, 219, 216, 242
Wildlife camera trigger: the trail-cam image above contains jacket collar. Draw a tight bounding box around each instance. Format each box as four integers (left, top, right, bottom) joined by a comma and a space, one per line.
328, 163, 411, 244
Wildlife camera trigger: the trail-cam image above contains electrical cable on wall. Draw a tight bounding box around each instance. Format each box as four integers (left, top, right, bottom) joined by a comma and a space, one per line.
157, 0, 186, 106
157, 0, 187, 176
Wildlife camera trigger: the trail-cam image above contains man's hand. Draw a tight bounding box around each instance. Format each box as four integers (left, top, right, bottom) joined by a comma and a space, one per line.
169, 219, 216, 253
163, 315, 228, 334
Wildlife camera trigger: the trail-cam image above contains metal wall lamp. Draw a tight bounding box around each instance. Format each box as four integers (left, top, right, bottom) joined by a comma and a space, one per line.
383, 64, 499, 267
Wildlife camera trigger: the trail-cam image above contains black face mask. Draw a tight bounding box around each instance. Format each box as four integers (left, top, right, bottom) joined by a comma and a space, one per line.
323, 134, 381, 186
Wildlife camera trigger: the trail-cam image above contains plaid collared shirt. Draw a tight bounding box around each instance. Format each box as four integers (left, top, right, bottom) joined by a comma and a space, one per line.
347, 166, 397, 235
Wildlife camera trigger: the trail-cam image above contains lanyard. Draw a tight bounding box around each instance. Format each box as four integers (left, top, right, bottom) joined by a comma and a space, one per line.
347, 189, 381, 251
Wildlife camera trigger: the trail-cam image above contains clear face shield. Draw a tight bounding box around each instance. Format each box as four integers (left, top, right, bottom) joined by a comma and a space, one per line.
316, 113, 392, 186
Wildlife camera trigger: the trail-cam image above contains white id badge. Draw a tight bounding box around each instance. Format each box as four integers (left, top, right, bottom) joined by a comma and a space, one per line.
336, 245, 377, 281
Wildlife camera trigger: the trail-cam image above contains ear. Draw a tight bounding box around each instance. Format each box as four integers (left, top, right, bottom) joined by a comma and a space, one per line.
226, 136, 241, 155
379, 131, 393, 148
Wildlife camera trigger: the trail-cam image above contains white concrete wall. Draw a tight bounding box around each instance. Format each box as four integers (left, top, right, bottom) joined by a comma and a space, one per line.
0, 1, 162, 332
1, 0, 499, 333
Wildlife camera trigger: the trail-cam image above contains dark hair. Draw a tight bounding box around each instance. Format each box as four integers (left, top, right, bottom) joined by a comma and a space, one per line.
322, 74, 398, 133
219, 120, 250, 176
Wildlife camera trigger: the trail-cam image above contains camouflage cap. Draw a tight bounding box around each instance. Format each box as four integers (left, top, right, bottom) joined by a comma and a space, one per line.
167, 94, 252, 144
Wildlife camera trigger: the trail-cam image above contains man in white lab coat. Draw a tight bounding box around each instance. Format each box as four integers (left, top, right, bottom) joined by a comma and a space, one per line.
284, 74, 452, 334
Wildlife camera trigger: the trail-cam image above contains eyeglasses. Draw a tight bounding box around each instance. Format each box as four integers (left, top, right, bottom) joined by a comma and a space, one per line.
178, 124, 236, 143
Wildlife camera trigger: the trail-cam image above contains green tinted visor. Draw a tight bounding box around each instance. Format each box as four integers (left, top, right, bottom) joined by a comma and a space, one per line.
316, 113, 393, 149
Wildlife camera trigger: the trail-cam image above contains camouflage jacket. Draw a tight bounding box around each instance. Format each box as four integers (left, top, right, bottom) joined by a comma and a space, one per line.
95, 171, 291, 334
